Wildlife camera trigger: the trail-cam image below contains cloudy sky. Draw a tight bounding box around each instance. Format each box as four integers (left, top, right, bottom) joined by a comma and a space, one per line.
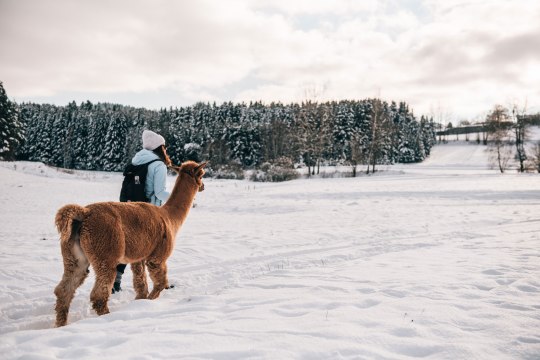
1, 0, 539, 121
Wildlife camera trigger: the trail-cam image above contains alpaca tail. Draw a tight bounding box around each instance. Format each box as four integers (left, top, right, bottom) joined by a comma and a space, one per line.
54, 204, 90, 327
55, 204, 88, 244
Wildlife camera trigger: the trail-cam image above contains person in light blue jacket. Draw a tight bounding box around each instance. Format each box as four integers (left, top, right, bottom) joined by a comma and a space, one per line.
131, 130, 172, 206
113, 129, 172, 293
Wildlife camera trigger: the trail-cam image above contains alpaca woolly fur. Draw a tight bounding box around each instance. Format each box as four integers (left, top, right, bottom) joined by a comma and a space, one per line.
53, 160, 207, 327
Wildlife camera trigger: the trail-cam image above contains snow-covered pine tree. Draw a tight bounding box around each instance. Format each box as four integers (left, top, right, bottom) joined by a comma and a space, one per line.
420, 116, 436, 157
395, 103, 415, 163
348, 101, 371, 175
102, 109, 128, 171
294, 100, 328, 175
47, 107, 70, 167
167, 107, 188, 164
227, 104, 262, 167
61, 101, 78, 169
205, 102, 233, 165
0, 82, 24, 160
21, 103, 45, 162
260, 102, 295, 164
36, 106, 57, 165
331, 101, 356, 163
15, 103, 35, 161
387, 101, 401, 164
72, 102, 94, 169
122, 107, 145, 164
85, 102, 109, 170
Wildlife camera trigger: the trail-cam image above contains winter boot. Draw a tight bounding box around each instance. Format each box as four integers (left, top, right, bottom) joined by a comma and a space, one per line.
112, 263, 127, 294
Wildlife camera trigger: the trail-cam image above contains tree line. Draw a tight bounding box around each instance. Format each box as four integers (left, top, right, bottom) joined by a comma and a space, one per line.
1, 82, 437, 177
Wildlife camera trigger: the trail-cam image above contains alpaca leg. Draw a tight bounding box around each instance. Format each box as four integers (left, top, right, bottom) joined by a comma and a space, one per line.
147, 261, 168, 300
89, 263, 116, 315
54, 243, 89, 327
131, 261, 149, 300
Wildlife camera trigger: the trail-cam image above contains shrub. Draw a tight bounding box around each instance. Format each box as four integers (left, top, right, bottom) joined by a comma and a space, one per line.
250, 157, 299, 182
206, 162, 245, 180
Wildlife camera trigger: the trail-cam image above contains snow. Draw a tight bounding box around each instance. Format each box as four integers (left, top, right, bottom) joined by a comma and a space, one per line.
1, 143, 540, 359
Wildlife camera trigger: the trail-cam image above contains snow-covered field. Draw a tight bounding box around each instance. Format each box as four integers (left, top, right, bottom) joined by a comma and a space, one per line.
1, 142, 539, 359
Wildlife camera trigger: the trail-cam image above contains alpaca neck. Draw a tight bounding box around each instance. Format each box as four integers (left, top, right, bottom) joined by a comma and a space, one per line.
162, 174, 198, 229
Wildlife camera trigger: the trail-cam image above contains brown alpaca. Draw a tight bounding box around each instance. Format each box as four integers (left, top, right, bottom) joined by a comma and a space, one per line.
53, 160, 207, 327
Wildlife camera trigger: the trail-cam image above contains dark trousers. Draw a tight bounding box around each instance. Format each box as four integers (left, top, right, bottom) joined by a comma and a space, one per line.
116, 263, 127, 274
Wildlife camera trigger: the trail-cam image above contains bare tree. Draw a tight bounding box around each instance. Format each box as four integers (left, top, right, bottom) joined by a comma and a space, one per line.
349, 133, 369, 177
429, 103, 453, 143
295, 85, 330, 177
532, 142, 540, 173
314, 104, 332, 175
294, 101, 330, 176
510, 99, 529, 173
366, 99, 390, 174
472, 111, 491, 145
482, 128, 489, 145
486, 105, 512, 173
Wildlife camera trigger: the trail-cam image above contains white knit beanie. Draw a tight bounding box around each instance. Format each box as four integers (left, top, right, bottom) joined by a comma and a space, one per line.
142, 130, 165, 150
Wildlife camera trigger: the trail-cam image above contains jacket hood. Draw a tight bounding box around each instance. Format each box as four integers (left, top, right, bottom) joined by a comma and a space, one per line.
132, 149, 160, 165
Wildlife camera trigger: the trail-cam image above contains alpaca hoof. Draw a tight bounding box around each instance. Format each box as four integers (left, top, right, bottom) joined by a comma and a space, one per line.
148, 290, 162, 300
55, 308, 68, 327
92, 300, 110, 315
97, 308, 110, 316
55, 319, 67, 327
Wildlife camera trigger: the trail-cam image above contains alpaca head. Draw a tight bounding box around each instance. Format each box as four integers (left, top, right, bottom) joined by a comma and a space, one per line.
172, 161, 207, 192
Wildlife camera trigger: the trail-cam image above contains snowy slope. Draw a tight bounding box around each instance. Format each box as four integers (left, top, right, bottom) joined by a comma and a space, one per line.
1, 144, 539, 359
419, 142, 491, 168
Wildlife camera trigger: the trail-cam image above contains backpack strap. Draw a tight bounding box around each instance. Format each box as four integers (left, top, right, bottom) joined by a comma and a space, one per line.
144, 159, 163, 167
122, 159, 163, 176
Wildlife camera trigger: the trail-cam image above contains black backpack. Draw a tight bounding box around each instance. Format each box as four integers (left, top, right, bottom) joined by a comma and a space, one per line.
119, 159, 162, 202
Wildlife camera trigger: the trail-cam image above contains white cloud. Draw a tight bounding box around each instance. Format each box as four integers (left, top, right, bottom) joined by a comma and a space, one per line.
1, 0, 539, 118
250, 0, 379, 16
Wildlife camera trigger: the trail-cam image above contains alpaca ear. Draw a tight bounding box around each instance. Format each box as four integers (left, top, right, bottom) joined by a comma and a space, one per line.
195, 161, 208, 173
170, 165, 181, 174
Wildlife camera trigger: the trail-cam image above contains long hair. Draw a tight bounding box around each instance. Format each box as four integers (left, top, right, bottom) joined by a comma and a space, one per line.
152, 145, 172, 167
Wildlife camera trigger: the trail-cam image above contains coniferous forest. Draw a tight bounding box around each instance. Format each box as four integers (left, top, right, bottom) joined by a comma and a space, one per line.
2, 83, 437, 178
